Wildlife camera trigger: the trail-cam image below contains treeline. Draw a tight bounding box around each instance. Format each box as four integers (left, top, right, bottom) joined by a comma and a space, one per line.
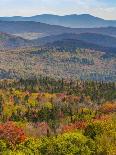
0, 77, 116, 103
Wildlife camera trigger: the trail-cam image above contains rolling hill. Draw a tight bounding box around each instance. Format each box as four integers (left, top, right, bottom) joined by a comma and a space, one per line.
0, 32, 32, 49
0, 14, 116, 28
0, 47, 115, 81
0, 24, 116, 82
45, 39, 116, 54
0, 21, 116, 39
36, 33, 116, 48
1, 32, 116, 54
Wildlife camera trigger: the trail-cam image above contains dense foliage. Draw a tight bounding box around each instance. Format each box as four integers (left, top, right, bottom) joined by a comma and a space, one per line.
0, 47, 116, 81
0, 78, 115, 154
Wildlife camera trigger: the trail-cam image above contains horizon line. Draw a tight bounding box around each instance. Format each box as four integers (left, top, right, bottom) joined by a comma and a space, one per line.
0, 13, 116, 20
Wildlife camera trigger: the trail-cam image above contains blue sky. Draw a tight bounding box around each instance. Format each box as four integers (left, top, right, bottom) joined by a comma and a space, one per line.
0, 0, 116, 19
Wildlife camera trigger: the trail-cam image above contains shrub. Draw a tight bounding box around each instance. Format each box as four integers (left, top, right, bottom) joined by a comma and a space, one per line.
95, 133, 116, 155
84, 123, 103, 139
16, 138, 42, 155
40, 132, 95, 155
0, 122, 26, 148
100, 102, 116, 113
0, 140, 7, 152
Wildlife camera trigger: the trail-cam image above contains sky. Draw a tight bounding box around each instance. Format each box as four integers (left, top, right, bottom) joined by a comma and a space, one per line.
0, 0, 116, 19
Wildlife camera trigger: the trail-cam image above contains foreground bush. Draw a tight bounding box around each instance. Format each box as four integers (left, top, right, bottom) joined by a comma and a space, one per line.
0, 122, 26, 148
0, 128, 116, 155
95, 133, 116, 155
39, 132, 95, 155
84, 123, 103, 139
0, 132, 95, 155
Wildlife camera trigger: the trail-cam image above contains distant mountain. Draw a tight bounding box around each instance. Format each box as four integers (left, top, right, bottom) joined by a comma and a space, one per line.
75, 33, 116, 48
37, 33, 116, 48
0, 21, 116, 38
0, 32, 116, 54
0, 32, 31, 49
0, 14, 116, 28
45, 39, 116, 54
0, 21, 71, 35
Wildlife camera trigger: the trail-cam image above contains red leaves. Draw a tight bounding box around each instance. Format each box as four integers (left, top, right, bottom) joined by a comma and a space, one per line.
0, 121, 26, 147
75, 121, 87, 129
62, 121, 87, 133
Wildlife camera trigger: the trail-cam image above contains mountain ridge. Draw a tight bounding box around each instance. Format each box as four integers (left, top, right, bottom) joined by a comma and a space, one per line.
0, 14, 116, 28
1, 32, 116, 54
0, 32, 32, 49
0, 21, 116, 38
35, 32, 116, 48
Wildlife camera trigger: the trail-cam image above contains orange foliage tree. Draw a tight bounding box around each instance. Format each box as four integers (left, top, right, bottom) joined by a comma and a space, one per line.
0, 121, 26, 148
100, 102, 116, 113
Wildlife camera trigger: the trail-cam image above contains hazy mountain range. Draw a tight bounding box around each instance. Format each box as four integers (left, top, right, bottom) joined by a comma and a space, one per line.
0, 14, 116, 81
0, 19, 116, 54
0, 14, 116, 28
1, 32, 116, 55
0, 32, 32, 49
0, 21, 116, 39
36, 33, 116, 47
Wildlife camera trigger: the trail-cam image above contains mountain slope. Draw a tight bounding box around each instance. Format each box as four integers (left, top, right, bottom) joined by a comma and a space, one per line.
36, 33, 116, 48
76, 33, 116, 48
0, 21, 116, 38
45, 39, 116, 54
0, 32, 31, 49
0, 47, 115, 81
0, 21, 71, 34
1, 32, 116, 54
0, 14, 116, 28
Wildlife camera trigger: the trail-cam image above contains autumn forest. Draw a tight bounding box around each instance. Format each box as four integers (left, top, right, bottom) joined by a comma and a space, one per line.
0, 78, 115, 154
0, 2, 116, 154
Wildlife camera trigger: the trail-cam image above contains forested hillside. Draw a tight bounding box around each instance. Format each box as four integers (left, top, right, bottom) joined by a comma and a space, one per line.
0, 78, 115, 154
38, 33, 116, 47
0, 32, 32, 49
0, 10, 116, 155
0, 48, 116, 81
